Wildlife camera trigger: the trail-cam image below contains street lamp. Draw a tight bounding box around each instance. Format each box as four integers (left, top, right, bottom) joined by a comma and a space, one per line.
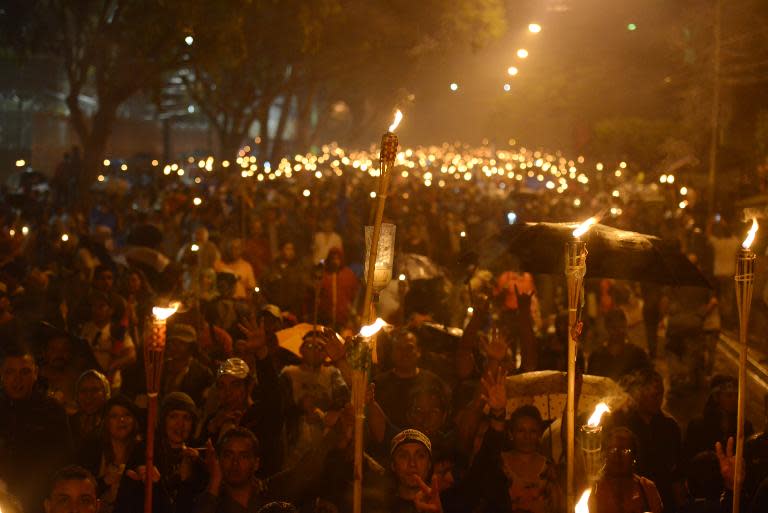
517, 48, 529, 59
507, 66, 519, 76
528, 23, 542, 33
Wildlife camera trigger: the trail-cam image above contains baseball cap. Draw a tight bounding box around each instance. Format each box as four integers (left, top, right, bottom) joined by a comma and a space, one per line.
261, 304, 282, 320
390, 429, 432, 457
217, 357, 250, 380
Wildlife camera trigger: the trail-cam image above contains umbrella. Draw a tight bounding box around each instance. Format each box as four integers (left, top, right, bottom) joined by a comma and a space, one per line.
275, 323, 315, 357
395, 253, 443, 280
505, 370, 628, 421
498, 222, 711, 287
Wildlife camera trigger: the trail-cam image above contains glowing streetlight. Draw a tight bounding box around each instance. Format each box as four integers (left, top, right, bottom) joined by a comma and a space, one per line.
517, 48, 529, 59
528, 23, 542, 33
184, 35, 194, 46
449, 82, 459, 91
61, 233, 69, 242
507, 66, 519, 76
193, 197, 202, 206
503, 83, 511, 92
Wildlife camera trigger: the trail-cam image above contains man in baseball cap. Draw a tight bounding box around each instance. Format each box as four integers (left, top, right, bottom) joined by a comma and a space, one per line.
388, 429, 442, 512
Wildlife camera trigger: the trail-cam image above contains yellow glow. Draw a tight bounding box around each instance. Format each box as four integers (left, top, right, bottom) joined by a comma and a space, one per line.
190, 243, 199, 252
743, 219, 759, 249
360, 318, 387, 337
193, 197, 202, 206
103, 159, 110, 166
97, 175, 105, 182
302, 189, 311, 197
575, 489, 591, 513
517, 48, 529, 59
587, 402, 610, 427
222, 160, 230, 168
528, 23, 542, 33
21, 226, 29, 236
507, 66, 519, 76
573, 216, 598, 238
152, 302, 180, 321
680, 186, 688, 195
15, 159, 26, 167
120, 164, 128, 171
61, 233, 69, 242
398, 273, 406, 281
389, 109, 403, 132
151, 159, 159, 166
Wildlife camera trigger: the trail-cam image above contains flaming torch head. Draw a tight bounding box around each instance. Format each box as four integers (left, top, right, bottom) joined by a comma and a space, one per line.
573, 217, 598, 239
388, 110, 403, 133
360, 317, 387, 338
381, 110, 402, 167
587, 402, 610, 427
575, 489, 591, 513
152, 302, 180, 321
742, 218, 758, 250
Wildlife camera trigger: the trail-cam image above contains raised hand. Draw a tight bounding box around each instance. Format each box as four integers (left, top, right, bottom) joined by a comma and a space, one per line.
480, 366, 507, 413
413, 474, 442, 513
125, 464, 161, 483
481, 329, 508, 362
715, 437, 740, 491
513, 284, 534, 315
238, 313, 267, 356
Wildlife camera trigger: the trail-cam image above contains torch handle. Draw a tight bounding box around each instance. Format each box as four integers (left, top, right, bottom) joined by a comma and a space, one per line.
733, 248, 756, 513
145, 393, 158, 513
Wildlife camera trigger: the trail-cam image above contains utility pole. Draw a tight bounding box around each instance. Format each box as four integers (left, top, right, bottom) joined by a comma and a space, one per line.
707, 0, 723, 220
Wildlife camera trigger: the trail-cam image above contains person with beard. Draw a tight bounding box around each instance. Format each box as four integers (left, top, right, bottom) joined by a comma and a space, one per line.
114, 392, 207, 513
316, 247, 358, 331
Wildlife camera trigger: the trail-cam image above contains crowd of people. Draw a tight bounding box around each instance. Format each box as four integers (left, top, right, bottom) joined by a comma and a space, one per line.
1, 145, 768, 513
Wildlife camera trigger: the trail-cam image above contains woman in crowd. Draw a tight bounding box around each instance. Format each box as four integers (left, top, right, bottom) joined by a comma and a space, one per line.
69, 369, 111, 451
77, 395, 141, 513
589, 427, 663, 513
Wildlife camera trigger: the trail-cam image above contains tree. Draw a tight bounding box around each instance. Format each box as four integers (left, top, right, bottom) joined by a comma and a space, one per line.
2, 0, 188, 203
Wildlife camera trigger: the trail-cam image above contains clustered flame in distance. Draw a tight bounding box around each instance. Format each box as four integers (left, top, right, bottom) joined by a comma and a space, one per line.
587, 402, 610, 427
388, 110, 403, 133
742, 218, 758, 249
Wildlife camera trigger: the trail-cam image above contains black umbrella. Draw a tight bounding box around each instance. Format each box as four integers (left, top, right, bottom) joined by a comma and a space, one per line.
498, 222, 712, 288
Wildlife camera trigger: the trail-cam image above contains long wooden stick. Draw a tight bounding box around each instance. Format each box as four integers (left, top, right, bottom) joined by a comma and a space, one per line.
353, 131, 397, 513
734, 247, 755, 513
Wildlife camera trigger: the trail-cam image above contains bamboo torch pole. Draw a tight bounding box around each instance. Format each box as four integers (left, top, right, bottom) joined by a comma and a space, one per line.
144, 303, 178, 513
353, 110, 402, 513
733, 218, 758, 513
565, 217, 594, 512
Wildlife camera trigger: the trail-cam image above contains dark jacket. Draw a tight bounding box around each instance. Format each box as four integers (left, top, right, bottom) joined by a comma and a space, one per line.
0, 389, 72, 513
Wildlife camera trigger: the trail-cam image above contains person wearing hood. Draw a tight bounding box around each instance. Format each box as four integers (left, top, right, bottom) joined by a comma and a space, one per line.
317, 247, 359, 331
114, 392, 207, 513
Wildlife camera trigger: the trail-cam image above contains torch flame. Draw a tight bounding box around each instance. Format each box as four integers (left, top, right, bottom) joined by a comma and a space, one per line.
587, 402, 610, 427
573, 216, 598, 238
388, 110, 403, 133
360, 317, 387, 337
575, 489, 591, 513
742, 218, 758, 249
152, 302, 180, 321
